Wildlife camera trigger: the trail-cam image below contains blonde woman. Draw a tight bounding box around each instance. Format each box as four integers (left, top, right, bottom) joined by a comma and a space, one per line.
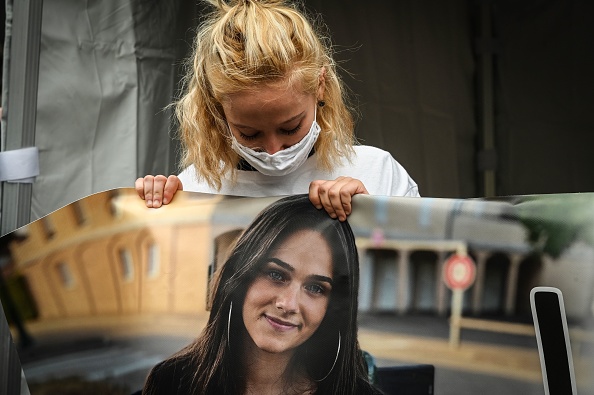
136, 0, 419, 221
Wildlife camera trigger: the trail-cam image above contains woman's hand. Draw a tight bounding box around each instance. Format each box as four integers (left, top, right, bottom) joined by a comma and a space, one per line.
309, 177, 369, 221
135, 175, 183, 208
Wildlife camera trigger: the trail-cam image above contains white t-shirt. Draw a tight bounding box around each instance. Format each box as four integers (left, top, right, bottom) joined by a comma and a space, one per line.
178, 145, 419, 198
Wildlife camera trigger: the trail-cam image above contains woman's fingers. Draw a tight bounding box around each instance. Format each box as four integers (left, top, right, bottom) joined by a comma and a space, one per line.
135, 177, 147, 200
309, 177, 369, 221
162, 175, 183, 205
149, 175, 167, 207
135, 175, 183, 208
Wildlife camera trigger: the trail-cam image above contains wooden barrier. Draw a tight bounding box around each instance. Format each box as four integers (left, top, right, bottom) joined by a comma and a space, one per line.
452, 317, 594, 356
458, 317, 535, 336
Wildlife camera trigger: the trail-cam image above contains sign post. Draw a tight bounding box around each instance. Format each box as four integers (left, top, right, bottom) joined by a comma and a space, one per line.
443, 252, 476, 348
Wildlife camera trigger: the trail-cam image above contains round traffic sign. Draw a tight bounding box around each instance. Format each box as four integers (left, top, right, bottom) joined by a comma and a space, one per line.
443, 254, 476, 290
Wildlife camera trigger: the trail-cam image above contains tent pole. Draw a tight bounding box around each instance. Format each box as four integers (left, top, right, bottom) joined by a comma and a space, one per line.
475, 0, 497, 198
0, 0, 43, 237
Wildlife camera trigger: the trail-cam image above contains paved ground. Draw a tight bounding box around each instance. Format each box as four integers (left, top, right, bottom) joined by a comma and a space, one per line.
11, 313, 594, 395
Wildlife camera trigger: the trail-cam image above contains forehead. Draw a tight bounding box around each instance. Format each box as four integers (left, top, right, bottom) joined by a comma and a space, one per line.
270, 229, 333, 276
222, 80, 314, 123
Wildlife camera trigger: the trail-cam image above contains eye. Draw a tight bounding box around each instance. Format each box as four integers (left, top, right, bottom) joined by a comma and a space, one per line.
240, 132, 259, 141
280, 124, 301, 135
305, 283, 327, 295
266, 270, 285, 283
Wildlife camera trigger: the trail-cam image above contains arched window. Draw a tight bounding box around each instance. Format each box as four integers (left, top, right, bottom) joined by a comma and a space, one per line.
119, 249, 134, 282
57, 262, 75, 289
147, 243, 160, 279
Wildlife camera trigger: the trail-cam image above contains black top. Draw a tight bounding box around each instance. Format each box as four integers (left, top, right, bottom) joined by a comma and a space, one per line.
141, 356, 385, 395
142, 356, 194, 395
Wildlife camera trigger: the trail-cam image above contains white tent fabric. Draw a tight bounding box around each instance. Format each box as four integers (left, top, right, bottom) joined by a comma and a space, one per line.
31, 0, 187, 219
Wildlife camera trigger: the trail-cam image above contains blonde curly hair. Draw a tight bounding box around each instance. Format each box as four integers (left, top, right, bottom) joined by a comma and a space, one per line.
177, 0, 356, 190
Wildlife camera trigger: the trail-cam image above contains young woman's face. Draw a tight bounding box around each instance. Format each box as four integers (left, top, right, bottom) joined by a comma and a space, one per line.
242, 229, 333, 356
222, 81, 317, 155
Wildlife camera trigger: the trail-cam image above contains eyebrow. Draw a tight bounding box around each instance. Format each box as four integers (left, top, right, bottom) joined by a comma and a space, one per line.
279, 112, 305, 125
231, 112, 305, 129
267, 258, 334, 285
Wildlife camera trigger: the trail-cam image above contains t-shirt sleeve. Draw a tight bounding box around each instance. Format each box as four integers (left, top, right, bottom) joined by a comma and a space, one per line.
389, 156, 420, 197
351, 146, 420, 198
177, 166, 195, 191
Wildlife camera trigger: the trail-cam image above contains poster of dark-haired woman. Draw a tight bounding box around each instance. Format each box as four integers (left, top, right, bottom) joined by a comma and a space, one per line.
1, 190, 593, 394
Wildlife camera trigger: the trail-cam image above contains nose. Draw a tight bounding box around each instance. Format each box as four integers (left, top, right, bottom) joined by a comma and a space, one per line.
261, 136, 288, 155
275, 285, 300, 314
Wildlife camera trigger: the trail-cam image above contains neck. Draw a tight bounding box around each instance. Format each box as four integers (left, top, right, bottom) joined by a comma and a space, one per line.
241, 335, 313, 395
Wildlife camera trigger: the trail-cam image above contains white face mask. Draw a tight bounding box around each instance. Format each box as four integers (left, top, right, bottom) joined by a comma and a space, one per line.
229, 109, 321, 176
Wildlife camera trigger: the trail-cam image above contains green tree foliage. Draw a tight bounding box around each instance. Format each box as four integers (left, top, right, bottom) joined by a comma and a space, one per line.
515, 194, 594, 259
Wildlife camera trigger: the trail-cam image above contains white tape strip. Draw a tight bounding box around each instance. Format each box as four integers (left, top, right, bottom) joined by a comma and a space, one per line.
0, 147, 40, 183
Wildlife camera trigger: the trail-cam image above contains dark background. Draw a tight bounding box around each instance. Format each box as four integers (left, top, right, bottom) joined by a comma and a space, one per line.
306, 0, 594, 198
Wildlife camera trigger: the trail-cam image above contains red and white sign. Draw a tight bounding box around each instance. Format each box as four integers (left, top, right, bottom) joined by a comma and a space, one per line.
443, 254, 476, 290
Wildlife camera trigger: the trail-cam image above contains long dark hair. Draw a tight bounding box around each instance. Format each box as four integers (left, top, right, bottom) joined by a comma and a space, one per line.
144, 195, 376, 394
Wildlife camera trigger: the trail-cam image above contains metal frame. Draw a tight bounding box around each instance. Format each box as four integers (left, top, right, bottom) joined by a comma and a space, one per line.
0, 1, 44, 393
1, 0, 43, 237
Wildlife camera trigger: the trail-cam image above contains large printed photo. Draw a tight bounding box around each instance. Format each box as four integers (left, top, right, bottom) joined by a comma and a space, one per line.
1, 190, 593, 394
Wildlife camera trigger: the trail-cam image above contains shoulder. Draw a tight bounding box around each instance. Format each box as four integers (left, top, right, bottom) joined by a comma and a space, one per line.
344, 145, 420, 197
178, 166, 219, 194
349, 145, 404, 170
143, 356, 194, 395
351, 145, 392, 159
355, 378, 386, 395
178, 166, 197, 188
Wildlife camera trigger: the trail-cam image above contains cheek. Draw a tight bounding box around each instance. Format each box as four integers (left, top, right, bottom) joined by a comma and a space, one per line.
307, 299, 330, 329
243, 280, 272, 315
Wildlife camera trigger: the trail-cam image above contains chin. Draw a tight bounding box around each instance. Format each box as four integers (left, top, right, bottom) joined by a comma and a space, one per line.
258, 342, 290, 354
253, 338, 296, 355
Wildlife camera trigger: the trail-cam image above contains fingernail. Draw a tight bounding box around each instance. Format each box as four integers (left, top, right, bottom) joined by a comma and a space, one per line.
163, 198, 168, 204
315, 205, 322, 209
329, 213, 337, 219
146, 200, 152, 207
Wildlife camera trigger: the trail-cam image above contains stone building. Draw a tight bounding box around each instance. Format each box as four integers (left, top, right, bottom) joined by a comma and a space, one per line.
9, 189, 222, 320
7, 190, 594, 325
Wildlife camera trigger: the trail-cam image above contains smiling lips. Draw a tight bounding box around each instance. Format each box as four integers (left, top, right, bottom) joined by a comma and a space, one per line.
264, 314, 300, 331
